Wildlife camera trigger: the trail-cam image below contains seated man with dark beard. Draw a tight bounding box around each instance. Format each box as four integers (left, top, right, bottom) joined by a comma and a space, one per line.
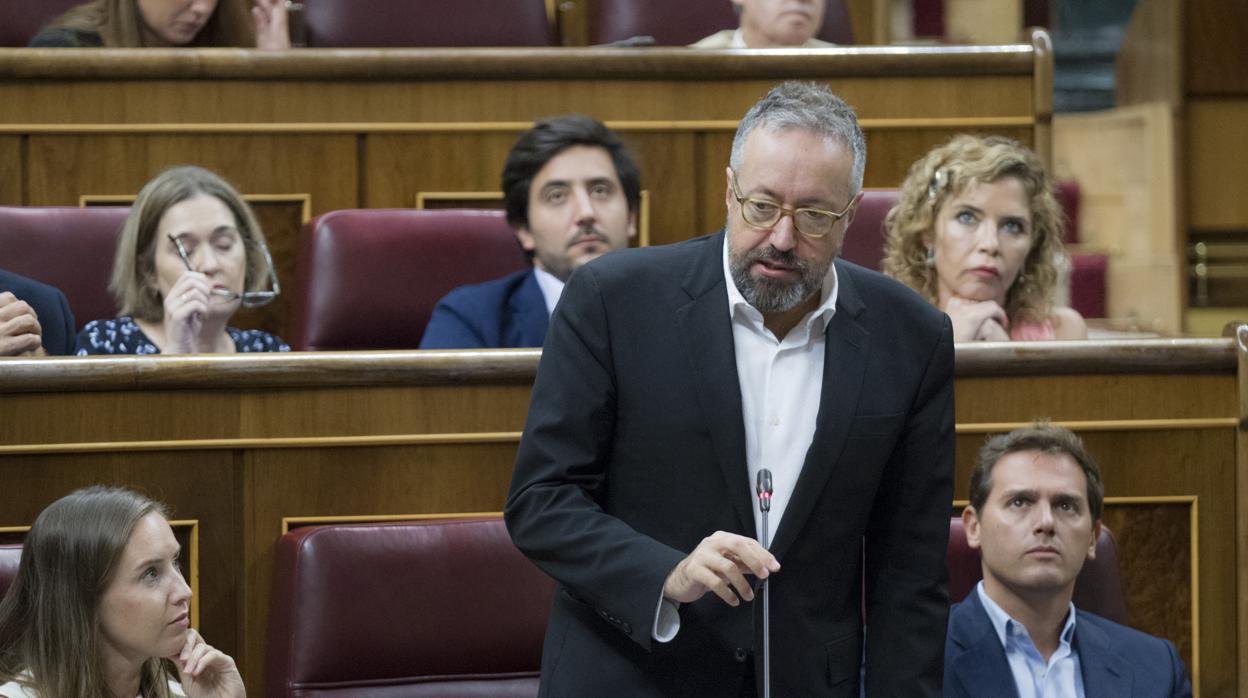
419, 115, 640, 349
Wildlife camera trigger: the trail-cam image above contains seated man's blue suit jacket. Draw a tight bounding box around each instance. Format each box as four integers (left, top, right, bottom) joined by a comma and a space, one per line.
0, 268, 76, 356
419, 268, 548, 349
945, 587, 1192, 698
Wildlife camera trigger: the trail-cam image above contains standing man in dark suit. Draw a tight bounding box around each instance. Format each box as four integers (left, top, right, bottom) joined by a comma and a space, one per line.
947, 424, 1192, 697
506, 81, 954, 696
419, 115, 639, 349
0, 269, 76, 356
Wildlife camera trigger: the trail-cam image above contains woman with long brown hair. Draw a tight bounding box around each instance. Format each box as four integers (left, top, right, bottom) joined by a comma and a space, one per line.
28, 0, 288, 49
0, 486, 244, 698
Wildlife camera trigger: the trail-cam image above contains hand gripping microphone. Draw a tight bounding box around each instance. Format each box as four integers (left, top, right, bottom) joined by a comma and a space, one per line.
755, 469, 774, 698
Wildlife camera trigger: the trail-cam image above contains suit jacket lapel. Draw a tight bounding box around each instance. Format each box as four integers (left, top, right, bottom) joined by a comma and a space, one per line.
770, 259, 868, 561
508, 269, 549, 347
1075, 613, 1132, 696
675, 232, 755, 537
949, 593, 1022, 698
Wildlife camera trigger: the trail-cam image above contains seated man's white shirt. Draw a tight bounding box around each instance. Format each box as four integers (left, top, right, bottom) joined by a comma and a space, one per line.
533, 267, 565, 316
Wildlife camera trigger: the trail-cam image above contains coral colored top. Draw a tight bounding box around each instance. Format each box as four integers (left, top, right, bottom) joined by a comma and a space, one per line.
1009, 319, 1057, 341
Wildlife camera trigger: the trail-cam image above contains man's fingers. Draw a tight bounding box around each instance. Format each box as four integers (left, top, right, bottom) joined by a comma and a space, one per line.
718, 534, 780, 577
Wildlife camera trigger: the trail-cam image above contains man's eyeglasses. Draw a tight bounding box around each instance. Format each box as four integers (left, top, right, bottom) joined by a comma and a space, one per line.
168, 234, 281, 308
730, 174, 854, 239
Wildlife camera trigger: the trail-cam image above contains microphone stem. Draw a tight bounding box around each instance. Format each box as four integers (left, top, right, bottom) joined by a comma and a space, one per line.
760, 508, 770, 698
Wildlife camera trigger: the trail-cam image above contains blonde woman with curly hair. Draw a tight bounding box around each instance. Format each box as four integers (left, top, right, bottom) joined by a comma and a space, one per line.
882, 135, 1086, 341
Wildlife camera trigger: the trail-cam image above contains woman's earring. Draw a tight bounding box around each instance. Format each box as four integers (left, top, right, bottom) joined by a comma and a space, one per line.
925, 246, 935, 267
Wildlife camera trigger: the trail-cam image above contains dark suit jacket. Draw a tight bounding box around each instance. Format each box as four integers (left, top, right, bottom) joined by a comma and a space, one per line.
945, 588, 1193, 698
419, 268, 549, 349
0, 268, 76, 356
505, 232, 955, 697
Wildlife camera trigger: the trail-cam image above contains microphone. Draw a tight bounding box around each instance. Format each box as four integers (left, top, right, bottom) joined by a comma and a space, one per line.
756, 469, 773, 513
755, 469, 773, 698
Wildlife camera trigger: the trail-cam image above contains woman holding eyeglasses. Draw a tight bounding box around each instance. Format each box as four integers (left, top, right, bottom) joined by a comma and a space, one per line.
76, 166, 288, 355
881, 135, 1086, 342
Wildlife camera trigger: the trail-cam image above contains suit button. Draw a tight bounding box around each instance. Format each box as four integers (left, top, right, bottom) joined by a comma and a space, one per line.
733, 648, 749, 663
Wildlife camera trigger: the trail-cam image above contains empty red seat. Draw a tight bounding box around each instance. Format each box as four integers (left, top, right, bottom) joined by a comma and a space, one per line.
265, 517, 554, 697
301, 0, 553, 47
841, 189, 897, 272
0, 0, 80, 46
0, 206, 129, 331
287, 209, 529, 350
589, 0, 853, 46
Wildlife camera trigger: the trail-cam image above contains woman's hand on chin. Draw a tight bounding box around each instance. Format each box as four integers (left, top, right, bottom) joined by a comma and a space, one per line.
252, 0, 292, 50
943, 296, 1010, 342
173, 629, 246, 698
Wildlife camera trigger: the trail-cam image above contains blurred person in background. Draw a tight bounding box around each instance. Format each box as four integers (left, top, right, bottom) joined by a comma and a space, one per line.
29, 0, 289, 49
76, 166, 288, 355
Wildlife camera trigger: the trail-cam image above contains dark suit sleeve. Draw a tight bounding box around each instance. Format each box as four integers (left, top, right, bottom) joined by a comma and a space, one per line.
419, 293, 489, 349
1165, 639, 1193, 698
504, 265, 686, 651
863, 314, 955, 696
48, 287, 76, 356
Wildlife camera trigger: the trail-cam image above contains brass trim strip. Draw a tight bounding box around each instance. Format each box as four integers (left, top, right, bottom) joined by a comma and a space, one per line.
957, 418, 1236, 434
1, 419, 1229, 456
0, 116, 1034, 135
0, 431, 524, 456
80, 193, 313, 223
281, 511, 500, 535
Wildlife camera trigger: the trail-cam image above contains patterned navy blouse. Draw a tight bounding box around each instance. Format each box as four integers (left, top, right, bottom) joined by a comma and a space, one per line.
75, 317, 290, 355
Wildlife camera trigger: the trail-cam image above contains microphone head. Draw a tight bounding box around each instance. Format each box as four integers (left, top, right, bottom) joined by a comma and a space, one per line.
756, 468, 773, 496
756, 469, 773, 513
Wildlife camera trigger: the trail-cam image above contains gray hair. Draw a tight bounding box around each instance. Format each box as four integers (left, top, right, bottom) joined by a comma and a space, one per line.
729, 81, 867, 194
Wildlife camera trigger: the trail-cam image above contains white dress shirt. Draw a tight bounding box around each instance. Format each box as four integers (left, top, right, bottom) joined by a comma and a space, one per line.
532, 266, 565, 316
653, 238, 839, 641
977, 581, 1085, 698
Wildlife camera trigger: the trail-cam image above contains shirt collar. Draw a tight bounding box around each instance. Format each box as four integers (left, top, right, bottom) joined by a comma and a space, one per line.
976, 580, 1078, 650
532, 266, 565, 316
721, 235, 839, 337
729, 29, 747, 48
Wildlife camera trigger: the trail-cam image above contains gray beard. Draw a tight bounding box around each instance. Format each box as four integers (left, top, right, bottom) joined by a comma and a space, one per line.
729, 245, 826, 314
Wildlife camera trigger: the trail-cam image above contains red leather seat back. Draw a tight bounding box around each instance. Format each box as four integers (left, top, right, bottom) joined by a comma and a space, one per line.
266, 517, 554, 698
0, 545, 21, 602
947, 517, 1129, 624
589, 0, 853, 46
1054, 180, 1081, 244
0, 0, 81, 46
841, 189, 897, 272
287, 209, 529, 350
0, 206, 129, 331
302, 0, 553, 47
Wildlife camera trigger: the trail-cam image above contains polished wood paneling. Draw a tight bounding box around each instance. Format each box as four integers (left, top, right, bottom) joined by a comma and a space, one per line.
1101, 501, 1195, 674
0, 136, 19, 204
1183, 0, 1248, 97
1188, 100, 1248, 231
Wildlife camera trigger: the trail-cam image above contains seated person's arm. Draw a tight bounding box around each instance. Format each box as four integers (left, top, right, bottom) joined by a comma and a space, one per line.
0, 292, 45, 357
